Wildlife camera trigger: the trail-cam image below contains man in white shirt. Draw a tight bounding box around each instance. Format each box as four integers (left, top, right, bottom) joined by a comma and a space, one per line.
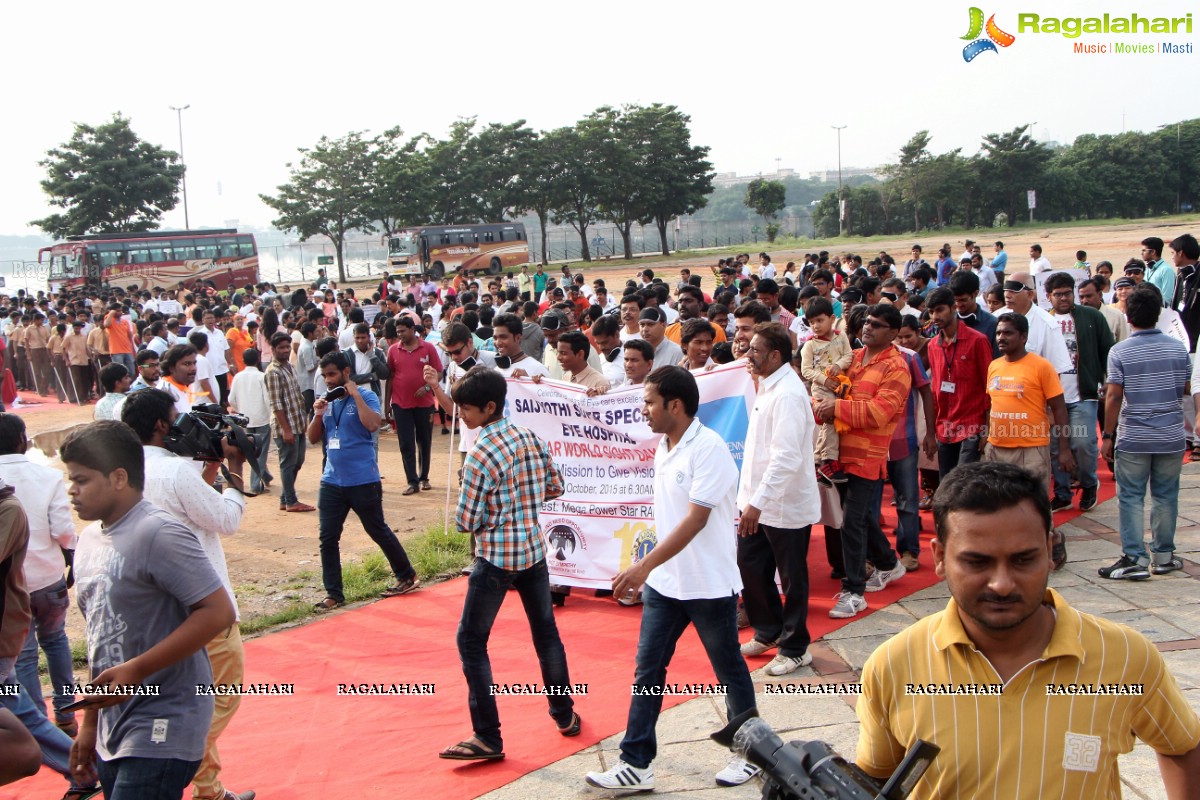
585, 366, 759, 792
228, 347, 275, 494
737, 322, 821, 677
1004, 272, 1076, 378
1029, 243, 1053, 273
158, 291, 183, 316
590, 315, 626, 390
493, 313, 550, 380
0, 414, 79, 736
188, 330, 221, 405
120, 388, 254, 800
758, 253, 777, 280
200, 309, 234, 405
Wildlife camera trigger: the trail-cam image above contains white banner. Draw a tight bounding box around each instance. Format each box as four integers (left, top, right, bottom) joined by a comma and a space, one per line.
505, 364, 755, 589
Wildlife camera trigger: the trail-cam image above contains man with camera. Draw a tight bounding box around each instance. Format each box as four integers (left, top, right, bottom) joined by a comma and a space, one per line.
856, 462, 1200, 798
119, 390, 256, 800
308, 352, 419, 610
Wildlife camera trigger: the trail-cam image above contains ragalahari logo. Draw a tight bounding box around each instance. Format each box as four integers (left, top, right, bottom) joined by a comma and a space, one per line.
961, 7, 1016, 61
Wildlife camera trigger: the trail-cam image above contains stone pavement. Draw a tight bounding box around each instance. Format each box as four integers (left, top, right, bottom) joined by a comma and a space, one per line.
481, 463, 1200, 800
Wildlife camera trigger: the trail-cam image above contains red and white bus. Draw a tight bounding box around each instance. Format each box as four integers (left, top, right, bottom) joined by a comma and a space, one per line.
387, 222, 528, 279
41, 229, 259, 294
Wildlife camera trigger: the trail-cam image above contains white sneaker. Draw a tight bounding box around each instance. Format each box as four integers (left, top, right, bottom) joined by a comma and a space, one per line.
715, 756, 761, 787
865, 561, 907, 593
829, 591, 867, 619
740, 638, 778, 657
764, 652, 813, 677
586, 759, 655, 791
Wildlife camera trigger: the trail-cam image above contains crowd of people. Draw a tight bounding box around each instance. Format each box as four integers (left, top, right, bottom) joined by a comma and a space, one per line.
1, 233, 1199, 798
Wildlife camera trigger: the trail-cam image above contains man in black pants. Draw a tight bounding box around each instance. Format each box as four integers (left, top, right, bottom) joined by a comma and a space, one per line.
385, 316, 442, 495
309, 351, 419, 610
736, 323, 820, 677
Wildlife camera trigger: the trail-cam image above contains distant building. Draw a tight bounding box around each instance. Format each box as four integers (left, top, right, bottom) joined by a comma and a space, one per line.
809, 166, 883, 183
712, 167, 798, 189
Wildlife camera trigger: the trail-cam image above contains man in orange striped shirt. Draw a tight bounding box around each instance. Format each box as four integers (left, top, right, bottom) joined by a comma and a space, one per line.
813, 303, 911, 619
856, 462, 1200, 799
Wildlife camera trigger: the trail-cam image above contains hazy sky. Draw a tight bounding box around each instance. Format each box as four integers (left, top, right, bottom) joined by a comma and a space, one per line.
5, 0, 1196, 237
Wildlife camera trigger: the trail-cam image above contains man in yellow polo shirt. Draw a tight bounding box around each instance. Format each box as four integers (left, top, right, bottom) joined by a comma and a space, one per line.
856, 462, 1200, 799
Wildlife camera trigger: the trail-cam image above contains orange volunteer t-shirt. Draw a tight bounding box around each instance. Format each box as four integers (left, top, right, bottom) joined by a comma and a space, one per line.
985, 352, 1064, 448
105, 311, 135, 355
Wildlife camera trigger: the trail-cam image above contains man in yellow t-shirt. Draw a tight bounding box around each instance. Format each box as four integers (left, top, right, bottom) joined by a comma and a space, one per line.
983, 312, 1074, 491
856, 462, 1200, 799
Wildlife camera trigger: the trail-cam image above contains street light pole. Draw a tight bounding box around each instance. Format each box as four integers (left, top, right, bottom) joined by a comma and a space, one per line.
832, 125, 847, 237
169, 104, 191, 229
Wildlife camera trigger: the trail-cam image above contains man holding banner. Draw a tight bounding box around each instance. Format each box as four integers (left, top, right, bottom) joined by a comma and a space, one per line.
587, 366, 758, 791
736, 323, 820, 677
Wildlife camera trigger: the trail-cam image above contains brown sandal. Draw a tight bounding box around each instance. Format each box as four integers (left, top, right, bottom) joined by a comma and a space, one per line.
313, 597, 344, 611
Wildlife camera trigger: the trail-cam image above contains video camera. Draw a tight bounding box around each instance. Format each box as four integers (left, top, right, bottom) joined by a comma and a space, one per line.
711, 710, 938, 800
165, 403, 262, 486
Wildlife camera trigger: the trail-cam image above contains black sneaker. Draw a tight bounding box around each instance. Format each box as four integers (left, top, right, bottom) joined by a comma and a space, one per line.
1098, 555, 1150, 581
1078, 487, 1098, 512
1151, 557, 1184, 575
1050, 497, 1072, 512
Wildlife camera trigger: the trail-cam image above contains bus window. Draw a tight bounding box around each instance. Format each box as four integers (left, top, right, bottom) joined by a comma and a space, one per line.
148, 244, 173, 261
194, 240, 219, 260
236, 235, 256, 256
96, 242, 127, 268
171, 239, 197, 260
218, 237, 239, 258
127, 245, 151, 264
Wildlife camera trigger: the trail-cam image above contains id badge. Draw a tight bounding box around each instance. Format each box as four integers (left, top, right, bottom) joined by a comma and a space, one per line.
328, 437, 341, 450
941, 381, 956, 394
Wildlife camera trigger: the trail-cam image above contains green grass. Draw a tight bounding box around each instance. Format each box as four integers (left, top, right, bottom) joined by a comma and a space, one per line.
237, 602, 313, 636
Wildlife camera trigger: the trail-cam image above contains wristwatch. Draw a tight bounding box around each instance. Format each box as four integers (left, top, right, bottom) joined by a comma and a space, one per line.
1101, 432, 1115, 441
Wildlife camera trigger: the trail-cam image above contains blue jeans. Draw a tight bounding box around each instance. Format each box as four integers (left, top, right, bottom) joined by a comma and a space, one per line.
96, 755, 200, 800
1052, 400, 1099, 502
15, 578, 75, 724
457, 558, 574, 752
273, 435, 307, 506
620, 585, 757, 769
110, 353, 135, 373
0, 661, 89, 790
876, 449, 920, 556
318, 481, 416, 603
840, 475, 900, 597
1115, 450, 1183, 565
247, 424, 274, 493
937, 433, 981, 479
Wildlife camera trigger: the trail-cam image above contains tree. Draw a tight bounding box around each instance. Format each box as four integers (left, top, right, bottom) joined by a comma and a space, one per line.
884, 131, 935, 232
587, 106, 642, 259
551, 125, 604, 262
632, 104, 713, 256
467, 120, 537, 222
977, 125, 1053, 226
260, 132, 376, 284
32, 113, 185, 238
365, 129, 435, 235
745, 179, 786, 242
513, 129, 569, 266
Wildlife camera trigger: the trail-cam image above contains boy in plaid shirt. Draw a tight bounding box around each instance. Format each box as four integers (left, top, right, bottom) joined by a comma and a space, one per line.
439, 367, 579, 761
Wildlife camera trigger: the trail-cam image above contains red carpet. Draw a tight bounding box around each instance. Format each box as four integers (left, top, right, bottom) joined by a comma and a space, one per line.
6, 479, 1114, 800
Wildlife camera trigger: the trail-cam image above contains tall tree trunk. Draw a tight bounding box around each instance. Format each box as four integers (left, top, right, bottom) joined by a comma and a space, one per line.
574, 222, 591, 262
334, 237, 347, 283
620, 222, 633, 260
538, 210, 549, 265
656, 217, 670, 256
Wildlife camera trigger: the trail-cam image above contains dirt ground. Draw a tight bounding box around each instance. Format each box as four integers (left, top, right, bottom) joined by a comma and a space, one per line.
14, 216, 1196, 644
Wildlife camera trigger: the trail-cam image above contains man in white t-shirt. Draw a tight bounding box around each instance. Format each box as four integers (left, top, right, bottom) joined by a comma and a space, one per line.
1004, 273, 1075, 379
200, 309, 234, 405
758, 253, 777, 280
586, 366, 759, 792
1029, 243, 1053, 273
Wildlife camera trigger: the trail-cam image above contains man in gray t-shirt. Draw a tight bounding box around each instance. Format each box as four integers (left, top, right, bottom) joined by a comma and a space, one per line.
74, 500, 224, 764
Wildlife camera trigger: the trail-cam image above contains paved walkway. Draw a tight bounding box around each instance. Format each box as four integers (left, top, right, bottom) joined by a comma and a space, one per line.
482, 463, 1200, 800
